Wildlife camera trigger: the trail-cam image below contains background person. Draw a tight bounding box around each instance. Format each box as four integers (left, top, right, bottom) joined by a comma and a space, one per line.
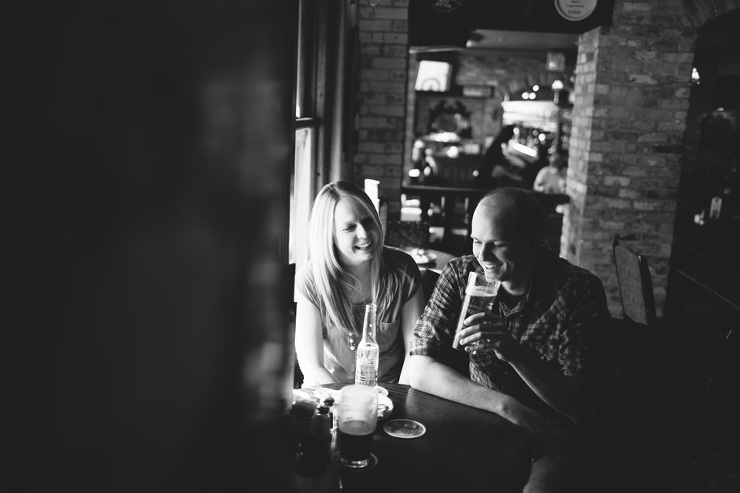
295, 181, 425, 385
408, 187, 609, 492
533, 151, 567, 194
476, 124, 518, 188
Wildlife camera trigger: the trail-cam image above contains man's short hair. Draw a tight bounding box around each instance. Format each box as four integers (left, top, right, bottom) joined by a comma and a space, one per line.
479, 187, 546, 245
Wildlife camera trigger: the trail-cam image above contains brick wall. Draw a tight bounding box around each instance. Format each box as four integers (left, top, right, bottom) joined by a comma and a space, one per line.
354, 0, 410, 217
564, 0, 740, 316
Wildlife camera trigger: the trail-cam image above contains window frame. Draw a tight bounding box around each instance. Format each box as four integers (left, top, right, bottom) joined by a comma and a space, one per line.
289, 0, 328, 270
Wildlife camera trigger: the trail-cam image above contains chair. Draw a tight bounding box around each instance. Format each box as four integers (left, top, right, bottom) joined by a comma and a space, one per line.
612, 235, 658, 330
419, 266, 440, 303
608, 237, 659, 324
588, 235, 690, 492
604, 235, 663, 387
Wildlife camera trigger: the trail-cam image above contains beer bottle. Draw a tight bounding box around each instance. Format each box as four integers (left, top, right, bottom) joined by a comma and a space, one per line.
355, 303, 379, 387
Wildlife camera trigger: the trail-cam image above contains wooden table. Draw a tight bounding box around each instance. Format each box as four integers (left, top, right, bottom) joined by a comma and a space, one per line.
673, 269, 740, 430
674, 269, 740, 315
403, 247, 456, 274
285, 383, 532, 493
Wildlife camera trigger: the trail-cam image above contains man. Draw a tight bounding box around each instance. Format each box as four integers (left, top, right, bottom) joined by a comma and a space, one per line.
408, 187, 609, 493
533, 151, 567, 195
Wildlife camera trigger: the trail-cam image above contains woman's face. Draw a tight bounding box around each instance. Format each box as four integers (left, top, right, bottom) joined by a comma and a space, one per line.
333, 197, 377, 268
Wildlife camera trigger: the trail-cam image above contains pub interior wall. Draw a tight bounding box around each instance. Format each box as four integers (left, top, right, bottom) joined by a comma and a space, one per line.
403, 51, 576, 182
352, 0, 740, 318
565, 0, 740, 317
676, 8, 740, 264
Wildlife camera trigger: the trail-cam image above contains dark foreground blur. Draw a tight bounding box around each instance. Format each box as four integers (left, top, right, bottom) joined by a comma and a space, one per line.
2, 2, 294, 491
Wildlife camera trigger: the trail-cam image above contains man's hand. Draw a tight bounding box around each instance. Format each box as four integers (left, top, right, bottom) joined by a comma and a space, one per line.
495, 394, 549, 436
497, 396, 551, 463
457, 311, 522, 362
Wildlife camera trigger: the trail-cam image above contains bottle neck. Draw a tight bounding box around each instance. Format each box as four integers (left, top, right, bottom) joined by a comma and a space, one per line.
361, 304, 377, 343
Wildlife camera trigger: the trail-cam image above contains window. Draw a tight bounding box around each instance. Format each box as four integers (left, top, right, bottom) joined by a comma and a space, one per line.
289, 0, 350, 269
290, 125, 314, 267
289, 0, 326, 269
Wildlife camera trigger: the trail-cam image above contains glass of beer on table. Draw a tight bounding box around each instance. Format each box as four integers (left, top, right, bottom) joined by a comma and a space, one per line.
452, 271, 500, 350
336, 384, 378, 468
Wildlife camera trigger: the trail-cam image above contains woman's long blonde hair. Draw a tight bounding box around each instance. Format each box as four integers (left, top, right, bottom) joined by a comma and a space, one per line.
307, 181, 404, 334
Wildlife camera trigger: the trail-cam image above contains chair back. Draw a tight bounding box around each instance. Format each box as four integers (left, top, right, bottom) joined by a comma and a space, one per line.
419, 268, 440, 303
385, 220, 430, 250
612, 235, 657, 329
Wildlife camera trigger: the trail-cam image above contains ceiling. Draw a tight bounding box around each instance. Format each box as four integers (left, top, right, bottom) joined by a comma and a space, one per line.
467, 29, 579, 51
410, 29, 579, 54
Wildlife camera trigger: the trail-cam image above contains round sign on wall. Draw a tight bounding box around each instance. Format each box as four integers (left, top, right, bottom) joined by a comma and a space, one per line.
425, 0, 467, 15
554, 0, 597, 22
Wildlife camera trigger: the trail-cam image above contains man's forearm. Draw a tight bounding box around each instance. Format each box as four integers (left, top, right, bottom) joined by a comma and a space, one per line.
408, 355, 506, 415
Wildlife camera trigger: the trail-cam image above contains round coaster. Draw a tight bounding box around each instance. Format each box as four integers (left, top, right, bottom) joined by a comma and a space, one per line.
331, 452, 378, 471
383, 419, 426, 439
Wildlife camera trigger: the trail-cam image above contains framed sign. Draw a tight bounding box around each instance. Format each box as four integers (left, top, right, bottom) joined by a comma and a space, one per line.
554, 0, 597, 22
414, 61, 452, 92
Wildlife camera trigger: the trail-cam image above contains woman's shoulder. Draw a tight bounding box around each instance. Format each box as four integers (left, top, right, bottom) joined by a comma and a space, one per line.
295, 262, 317, 291
295, 262, 313, 278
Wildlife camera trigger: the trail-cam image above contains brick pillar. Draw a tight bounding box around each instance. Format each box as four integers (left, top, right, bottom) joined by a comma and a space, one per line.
563, 0, 696, 316
355, 0, 410, 218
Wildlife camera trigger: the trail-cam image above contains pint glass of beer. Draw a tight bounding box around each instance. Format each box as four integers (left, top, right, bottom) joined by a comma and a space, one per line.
337, 384, 378, 468
452, 272, 500, 350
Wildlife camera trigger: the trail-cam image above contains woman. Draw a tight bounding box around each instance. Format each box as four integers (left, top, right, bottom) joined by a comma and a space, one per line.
295, 181, 425, 385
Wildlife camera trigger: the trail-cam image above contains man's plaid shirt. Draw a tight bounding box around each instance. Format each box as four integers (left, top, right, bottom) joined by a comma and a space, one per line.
410, 248, 610, 422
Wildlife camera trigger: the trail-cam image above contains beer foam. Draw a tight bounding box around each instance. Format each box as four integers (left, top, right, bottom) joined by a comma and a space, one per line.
467, 285, 496, 297
339, 419, 375, 436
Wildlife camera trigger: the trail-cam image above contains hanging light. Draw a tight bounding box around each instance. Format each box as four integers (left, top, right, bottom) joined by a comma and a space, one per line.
546, 51, 565, 72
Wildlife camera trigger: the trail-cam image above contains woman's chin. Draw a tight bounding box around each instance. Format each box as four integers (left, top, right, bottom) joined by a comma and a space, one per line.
347, 249, 373, 264
356, 250, 374, 261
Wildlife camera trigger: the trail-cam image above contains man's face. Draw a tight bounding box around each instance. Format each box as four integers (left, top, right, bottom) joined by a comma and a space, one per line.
470, 204, 536, 285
